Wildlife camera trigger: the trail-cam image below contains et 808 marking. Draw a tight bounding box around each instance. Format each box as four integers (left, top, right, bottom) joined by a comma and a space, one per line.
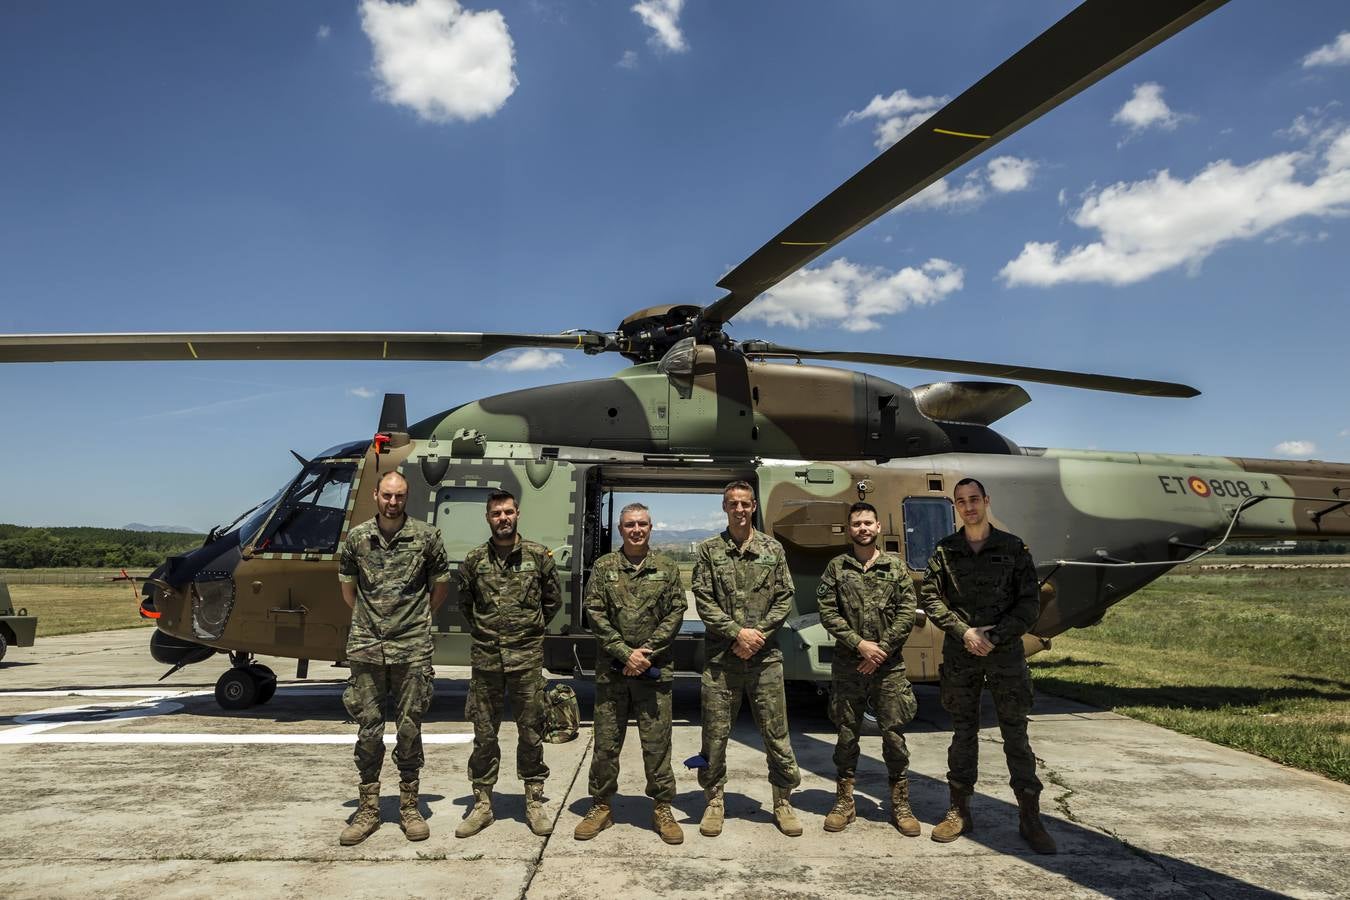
1157, 475, 1253, 499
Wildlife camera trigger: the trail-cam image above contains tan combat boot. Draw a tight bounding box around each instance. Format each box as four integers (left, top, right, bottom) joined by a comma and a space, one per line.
822, 777, 855, 832
653, 802, 684, 845
930, 786, 974, 843
1017, 789, 1058, 855
454, 787, 494, 839
890, 777, 922, 837
699, 786, 724, 837
339, 781, 381, 846
524, 782, 553, 836
771, 784, 803, 837
398, 779, 430, 841
573, 800, 613, 841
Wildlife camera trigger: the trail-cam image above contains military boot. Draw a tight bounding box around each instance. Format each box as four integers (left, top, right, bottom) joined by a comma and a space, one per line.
398, 779, 430, 841
822, 777, 855, 832
771, 784, 803, 837
573, 800, 612, 841
930, 786, 974, 843
890, 777, 922, 837
653, 802, 684, 845
454, 787, 494, 839
1017, 789, 1058, 855
699, 786, 724, 837
339, 781, 381, 846
524, 782, 553, 836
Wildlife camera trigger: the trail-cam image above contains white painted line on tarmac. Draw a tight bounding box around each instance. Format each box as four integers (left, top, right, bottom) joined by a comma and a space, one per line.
0, 731, 475, 745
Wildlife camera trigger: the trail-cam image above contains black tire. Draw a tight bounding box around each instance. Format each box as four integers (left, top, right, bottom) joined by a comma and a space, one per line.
248, 664, 278, 704
0, 631, 8, 664
215, 668, 259, 710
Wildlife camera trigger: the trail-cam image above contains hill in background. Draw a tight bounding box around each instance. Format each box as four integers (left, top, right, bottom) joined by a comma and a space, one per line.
123, 522, 203, 534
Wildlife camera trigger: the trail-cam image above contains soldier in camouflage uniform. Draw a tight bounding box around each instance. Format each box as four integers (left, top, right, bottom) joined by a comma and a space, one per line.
336, 470, 451, 846
919, 477, 1056, 854
816, 501, 921, 836
693, 480, 802, 837
454, 489, 563, 838
574, 503, 686, 845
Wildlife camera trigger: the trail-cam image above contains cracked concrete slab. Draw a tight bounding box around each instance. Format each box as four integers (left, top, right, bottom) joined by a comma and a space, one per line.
1, 629, 1347, 899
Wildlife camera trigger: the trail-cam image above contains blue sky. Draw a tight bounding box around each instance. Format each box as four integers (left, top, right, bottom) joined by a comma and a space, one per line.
2, 0, 1347, 532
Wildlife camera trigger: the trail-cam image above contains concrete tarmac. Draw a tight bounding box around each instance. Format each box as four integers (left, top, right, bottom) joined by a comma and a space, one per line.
1, 629, 1346, 899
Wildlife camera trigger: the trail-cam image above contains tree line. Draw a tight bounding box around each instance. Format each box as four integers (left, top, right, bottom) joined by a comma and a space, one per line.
0, 525, 203, 568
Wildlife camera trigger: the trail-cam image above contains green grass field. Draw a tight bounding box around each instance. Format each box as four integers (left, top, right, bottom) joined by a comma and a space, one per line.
7, 582, 152, 637
1030, 564, 1350, 784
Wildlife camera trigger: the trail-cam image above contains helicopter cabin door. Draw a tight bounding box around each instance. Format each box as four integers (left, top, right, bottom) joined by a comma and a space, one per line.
396, 450, 585, 667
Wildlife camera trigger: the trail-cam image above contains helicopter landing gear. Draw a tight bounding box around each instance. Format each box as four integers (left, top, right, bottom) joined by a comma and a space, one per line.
214, 653, 278, 710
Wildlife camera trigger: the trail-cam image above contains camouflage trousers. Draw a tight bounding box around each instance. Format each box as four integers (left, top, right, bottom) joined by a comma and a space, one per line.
699, 659, 801, 791
830, 663, 918, 781
466, 667, 550, 789
342, 660, 436, 783
939, 645, 1042, 794
589, 675, 675, 804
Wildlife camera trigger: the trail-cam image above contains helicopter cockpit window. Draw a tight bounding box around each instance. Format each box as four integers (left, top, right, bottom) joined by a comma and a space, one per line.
902, 497, 955, 572
257, 463, 357, 554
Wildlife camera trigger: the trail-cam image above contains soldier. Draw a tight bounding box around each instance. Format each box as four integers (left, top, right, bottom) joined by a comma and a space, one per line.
817, 501, 921, 836
919, 477, 1056, 854
336, 469, 451, 846
693, 480, 802, 837
454, 489, 563, 838
573, 503, 686, 845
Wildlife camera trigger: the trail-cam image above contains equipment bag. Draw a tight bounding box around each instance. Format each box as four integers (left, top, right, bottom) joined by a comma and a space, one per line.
542, 683, 580, 743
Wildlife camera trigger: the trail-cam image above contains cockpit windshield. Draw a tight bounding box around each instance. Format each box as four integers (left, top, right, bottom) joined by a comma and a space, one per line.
236, 486, 289, 546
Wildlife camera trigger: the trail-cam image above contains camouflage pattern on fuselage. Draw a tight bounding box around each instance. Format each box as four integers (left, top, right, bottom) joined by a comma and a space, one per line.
142, 363, 1350, 688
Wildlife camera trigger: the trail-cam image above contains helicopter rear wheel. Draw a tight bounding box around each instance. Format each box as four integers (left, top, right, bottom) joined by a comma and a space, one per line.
215, 667, 259, 710
248, 664, 278, 704
0, 631, 8, 663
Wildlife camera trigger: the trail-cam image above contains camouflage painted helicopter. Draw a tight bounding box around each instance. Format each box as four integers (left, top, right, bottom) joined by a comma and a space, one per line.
2, 0, 1347, 709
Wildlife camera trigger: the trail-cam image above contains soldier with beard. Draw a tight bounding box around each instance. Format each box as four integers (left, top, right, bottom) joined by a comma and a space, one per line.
454, 489, 563, 838
816, 501, 921, 836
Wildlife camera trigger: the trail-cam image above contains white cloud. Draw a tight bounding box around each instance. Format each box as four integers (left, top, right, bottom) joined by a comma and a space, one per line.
632, 0, 686, 53
1000, 125, 1350, 287
1274, 440, 1317, 457
348, 386, 376, 399
483, 349, 567, 371
844, 88, 948, 150
360, 0, 517, 124
904, 156, 1037, 212
617, 49, 639, 69
1112, 83, 1184, 133
1303, 32, 1350, 68
987, 156, 1037, 193
1339, 428, 1350, 439
740, 257, 963, 332
317, 24, 332, 41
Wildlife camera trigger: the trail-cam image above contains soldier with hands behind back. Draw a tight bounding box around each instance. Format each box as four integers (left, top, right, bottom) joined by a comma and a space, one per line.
574, 503, 686, 845
336, 470, 451, 846
693, 481, 803, 837
455, 489, 563, 838
920, 477, 1056, 854
817, 501, 921, 836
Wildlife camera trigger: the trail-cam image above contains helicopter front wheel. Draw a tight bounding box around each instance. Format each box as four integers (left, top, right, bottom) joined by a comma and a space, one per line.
215, 667, 259, 710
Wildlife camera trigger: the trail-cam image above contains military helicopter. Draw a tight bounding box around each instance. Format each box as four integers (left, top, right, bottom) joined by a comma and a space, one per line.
2, 0, 1347, 710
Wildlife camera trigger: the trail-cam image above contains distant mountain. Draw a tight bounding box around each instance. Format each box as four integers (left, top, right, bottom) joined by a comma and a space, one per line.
122, 523, 204, 534
651, 528, 719, 546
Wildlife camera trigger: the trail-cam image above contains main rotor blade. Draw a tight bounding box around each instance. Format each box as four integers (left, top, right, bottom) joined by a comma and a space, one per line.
0, 331, 607, 363
740, 342, 1200, 398
703, 0, 1228, 326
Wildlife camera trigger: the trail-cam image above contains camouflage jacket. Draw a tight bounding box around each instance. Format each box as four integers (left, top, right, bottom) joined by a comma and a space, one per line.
338, 516, 451, 665
918, 526, 1040, 653
693, 529, 795, 667
584, 549, 685, 683
816, 549, 917, 672
456, 537, 563, 672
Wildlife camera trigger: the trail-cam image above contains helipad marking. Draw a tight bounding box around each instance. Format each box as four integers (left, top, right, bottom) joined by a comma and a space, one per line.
0, 732, 474, 745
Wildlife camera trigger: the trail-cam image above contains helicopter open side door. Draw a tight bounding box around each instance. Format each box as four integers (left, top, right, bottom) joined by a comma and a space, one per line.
398, 448, 585, 667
